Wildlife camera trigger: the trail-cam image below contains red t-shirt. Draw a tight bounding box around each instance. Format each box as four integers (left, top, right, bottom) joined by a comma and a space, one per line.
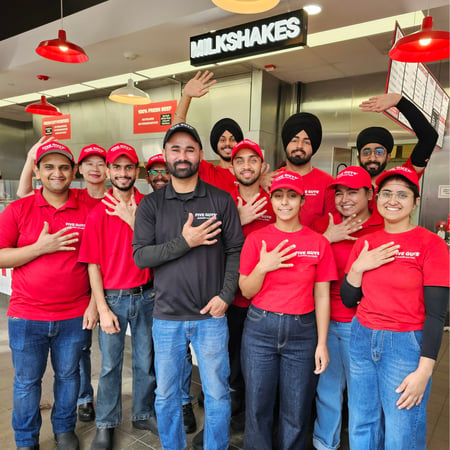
277, 167, 335, 226
312, 211, 384, 322
240, 224, 337, 314
79, 188, 151, 289
230, 186, 276, 308
345, 227, 450, 331
199, 159, 237, 193
0, 189, 91, 320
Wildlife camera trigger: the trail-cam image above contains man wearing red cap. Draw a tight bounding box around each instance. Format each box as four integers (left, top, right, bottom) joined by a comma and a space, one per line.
79, 144, 157, 450
145, 154, 170, 192
0, 142, 91, 450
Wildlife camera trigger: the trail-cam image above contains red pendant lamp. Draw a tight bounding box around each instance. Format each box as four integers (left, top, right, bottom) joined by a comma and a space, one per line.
25, 96, 62, 116
389, 16, 450, 63
35, 0, 88, 63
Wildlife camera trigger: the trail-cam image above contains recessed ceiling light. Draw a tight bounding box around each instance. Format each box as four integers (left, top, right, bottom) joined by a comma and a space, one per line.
304, 4, 322, 15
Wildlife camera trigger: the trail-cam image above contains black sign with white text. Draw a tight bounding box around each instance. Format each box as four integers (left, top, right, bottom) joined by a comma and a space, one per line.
190, 9, 308, 66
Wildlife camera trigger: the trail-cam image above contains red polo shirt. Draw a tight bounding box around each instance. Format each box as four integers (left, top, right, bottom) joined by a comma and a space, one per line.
75, 188, 103, 210
0, 189, 91, 320
231, 185, 276, 307
79, 188, 151, 289
199, 159, 237, 193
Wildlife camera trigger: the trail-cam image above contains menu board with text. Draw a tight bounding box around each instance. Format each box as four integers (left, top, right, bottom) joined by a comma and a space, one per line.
385, 22, 449, 149
133, 100, 177, 134
42, 114, 71, 140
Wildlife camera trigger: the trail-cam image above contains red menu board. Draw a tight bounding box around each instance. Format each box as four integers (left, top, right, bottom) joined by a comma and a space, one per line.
133, 100, 177, 134
42, 114, 71, 140
386, 22, 449, 149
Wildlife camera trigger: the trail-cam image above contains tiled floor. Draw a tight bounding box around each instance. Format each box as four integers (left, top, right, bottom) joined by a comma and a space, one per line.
0, 293, 448, 449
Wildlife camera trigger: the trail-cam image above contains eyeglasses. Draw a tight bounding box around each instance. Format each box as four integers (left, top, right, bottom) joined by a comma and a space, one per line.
361, 147, 386, 158
147, 169, 168, 176
377, 190, 412, 201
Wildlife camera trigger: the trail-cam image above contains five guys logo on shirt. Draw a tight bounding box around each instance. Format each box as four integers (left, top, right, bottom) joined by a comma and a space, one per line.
65, 222, 85, 230
395, 250, 420, 259
293, 250, 320, 258
194, 212, 217, 221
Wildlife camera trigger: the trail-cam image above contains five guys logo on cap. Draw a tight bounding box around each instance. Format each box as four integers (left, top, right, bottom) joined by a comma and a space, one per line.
36, 141, 74, 163
107, 143, 138, 164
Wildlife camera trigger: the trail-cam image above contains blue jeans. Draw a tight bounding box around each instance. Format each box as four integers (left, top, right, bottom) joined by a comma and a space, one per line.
153, 316, 230, 450
241, 305, 318, 450
8, 316, 86, 447
348, 317, 431, 450
313, 320, 352, 450
78, 330, 94, 405
96, 287, 156, 428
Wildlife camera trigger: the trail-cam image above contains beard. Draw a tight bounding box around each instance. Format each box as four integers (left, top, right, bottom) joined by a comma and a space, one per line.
360, 159, 388, 177
167, 160, 200, 179
234, 171, 259, 187
110, 177, 136, 191
286, 150, 312, 166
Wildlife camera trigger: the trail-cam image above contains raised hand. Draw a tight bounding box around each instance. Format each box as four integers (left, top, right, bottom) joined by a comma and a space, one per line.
183, 70, 217, 99
182, 212, 222, 247
35, 222, 79, 254
237, 193, 268, 226
257, 239, 297, 274
323, 213, 362, 243
359, 93, 402, 113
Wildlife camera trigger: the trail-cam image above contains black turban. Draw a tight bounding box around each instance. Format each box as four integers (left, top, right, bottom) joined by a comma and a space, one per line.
210, 118, 244, 155
357, 127, 394, 154
281, 112, 322, 155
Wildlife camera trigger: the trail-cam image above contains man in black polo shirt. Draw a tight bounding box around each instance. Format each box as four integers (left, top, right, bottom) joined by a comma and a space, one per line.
133, 123, 244, 450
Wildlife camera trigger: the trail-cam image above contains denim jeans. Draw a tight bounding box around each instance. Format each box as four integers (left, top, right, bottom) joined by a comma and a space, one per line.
313, 320, 352, 450
78, 330, 94, 405
8, 316, 86, 447
96, 287, 156, 428
153, 316, 230, 450
241, 305, 318, 450
348, 317, 431, 450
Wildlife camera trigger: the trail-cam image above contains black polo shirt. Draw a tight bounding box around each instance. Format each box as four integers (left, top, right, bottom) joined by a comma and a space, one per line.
133, 179, 244, 321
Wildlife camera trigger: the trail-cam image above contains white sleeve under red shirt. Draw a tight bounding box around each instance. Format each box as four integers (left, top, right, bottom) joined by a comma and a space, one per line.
78, 188, 151, 289
231, 185, 276, 308
239, 224, 337, 314
312, 211, 384, 322
345, 227, 450, 331
0, 189, 91, 321
198, 159, 238, 193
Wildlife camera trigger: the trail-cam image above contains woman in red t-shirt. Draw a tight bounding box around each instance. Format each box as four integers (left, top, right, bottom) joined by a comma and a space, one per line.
341, 167, 449, 449
311, 166, 384, 450
239, 171, 337, 449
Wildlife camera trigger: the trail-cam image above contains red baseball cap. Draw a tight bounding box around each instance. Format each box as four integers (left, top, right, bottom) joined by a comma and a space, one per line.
36, 141, 74, 163
329, 166, 372, 190
231, 139, 264, 161
78, 144, 107, 164
270, 170, 304, 196
107, 143, 139, 164
145, 153, 166, 171
376, 166, 420, 192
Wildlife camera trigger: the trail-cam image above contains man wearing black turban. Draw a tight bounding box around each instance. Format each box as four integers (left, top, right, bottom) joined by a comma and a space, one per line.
279, 111, 335, 226
358, 93, 438, 185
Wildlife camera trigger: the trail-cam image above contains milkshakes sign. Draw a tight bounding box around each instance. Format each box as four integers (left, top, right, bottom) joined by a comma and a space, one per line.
190, 9, 307, 66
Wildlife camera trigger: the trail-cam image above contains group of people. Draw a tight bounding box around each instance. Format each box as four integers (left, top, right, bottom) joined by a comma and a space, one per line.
0, 70, 448, 450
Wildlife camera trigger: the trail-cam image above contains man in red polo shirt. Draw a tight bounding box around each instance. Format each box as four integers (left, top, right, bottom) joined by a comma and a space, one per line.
79, 143, 157, 450
145, 153, 170, 192
0, 142, 91, 450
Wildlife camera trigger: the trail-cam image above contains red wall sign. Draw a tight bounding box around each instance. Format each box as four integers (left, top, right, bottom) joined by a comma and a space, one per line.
42, 114, 71, 140
133, 100, 177, 134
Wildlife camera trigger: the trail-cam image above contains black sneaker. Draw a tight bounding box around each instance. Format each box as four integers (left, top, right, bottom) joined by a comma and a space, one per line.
182, 402, 197, 434
78, 402, 95, 422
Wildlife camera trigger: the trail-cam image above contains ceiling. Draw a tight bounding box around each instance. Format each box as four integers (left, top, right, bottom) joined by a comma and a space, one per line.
1, 0, 449, 122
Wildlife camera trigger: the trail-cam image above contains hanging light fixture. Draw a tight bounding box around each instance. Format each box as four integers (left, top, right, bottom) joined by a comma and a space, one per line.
211, 0, 280, 14
389, 16, 450, 63
109, 78, 151, 105
36, 0, 88, 63
25, 96, 62, 116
